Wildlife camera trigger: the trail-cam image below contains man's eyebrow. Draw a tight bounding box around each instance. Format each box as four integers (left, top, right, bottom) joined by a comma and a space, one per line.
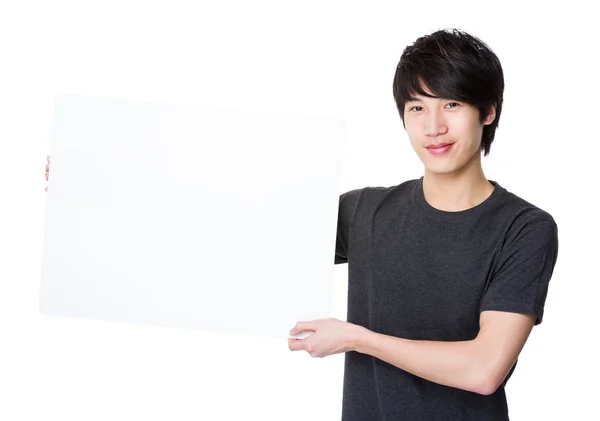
407, 95, 454, 103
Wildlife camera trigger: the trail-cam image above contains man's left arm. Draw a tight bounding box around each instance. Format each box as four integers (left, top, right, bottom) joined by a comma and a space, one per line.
289, 310, 535, 396
353, 310, 536, 395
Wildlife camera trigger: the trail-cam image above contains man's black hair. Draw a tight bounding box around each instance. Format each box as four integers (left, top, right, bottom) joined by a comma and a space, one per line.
393, 28, 504, 156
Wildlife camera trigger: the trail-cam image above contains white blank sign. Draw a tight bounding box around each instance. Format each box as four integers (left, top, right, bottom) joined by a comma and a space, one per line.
40, 94, 345, 338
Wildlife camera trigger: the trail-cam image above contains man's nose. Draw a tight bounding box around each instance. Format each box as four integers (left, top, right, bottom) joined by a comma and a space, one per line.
424, 111, 448, 137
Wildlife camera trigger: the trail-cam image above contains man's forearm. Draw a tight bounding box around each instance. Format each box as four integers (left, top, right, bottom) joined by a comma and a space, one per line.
353, 329, 492, 395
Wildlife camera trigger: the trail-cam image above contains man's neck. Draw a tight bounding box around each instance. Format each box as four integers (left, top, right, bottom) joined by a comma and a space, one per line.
422, 155, 494, 212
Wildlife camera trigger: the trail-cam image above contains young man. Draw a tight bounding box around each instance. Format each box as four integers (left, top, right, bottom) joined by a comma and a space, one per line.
287, 29, 559, 420
45, 28, 558, 421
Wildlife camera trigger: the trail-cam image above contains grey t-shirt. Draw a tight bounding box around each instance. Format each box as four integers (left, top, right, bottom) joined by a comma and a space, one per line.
335, 177, 559, 421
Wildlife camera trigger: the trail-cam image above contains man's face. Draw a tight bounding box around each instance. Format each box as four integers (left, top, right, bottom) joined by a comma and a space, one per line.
403, 90, 495, 176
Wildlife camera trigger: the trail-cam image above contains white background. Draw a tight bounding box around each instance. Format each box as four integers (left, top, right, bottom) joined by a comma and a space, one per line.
1, 1, 598, 420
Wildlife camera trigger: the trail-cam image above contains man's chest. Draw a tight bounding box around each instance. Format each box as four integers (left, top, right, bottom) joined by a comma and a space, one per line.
348, 210, 503, 340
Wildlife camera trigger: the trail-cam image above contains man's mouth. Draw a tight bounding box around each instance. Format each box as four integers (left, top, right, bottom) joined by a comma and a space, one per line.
426, 143, 454, 155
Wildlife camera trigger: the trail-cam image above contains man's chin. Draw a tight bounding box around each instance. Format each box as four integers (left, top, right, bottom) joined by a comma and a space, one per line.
423, 164, 458, 176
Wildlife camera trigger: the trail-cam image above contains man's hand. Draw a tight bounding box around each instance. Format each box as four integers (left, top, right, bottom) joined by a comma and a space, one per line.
45, 155, 51, 192
288, 318, 367, 358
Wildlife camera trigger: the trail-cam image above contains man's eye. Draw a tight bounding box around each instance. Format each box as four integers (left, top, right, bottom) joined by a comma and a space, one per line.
409, 106, 423, 112
445, 102, 460, 108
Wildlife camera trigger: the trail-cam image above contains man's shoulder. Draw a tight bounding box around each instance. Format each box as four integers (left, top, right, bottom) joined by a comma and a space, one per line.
341, 178, 419, 202
493, 182, 557, 228
490, 184, 558, 256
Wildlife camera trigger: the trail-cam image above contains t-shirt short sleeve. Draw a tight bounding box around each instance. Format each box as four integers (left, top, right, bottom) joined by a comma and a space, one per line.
335, 188, 362, 265
480, 215, 559, 325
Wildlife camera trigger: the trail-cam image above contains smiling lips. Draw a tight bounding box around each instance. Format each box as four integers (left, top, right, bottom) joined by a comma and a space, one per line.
426, 143, 454, 155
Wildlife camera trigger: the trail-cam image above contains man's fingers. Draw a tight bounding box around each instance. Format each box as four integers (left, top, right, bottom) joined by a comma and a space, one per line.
288, 338, 314, 353
288, 338, 304, 351
290, 321, 317, 335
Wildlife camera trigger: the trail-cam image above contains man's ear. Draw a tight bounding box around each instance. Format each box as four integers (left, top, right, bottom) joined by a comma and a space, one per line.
483, 105, 496, 126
